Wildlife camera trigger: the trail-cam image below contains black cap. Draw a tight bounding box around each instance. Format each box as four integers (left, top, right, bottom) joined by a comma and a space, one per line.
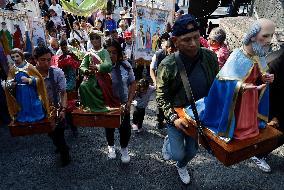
172, 14, 199, 37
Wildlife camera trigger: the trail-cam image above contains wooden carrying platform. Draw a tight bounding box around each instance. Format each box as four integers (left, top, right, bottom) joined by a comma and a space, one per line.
9, 118, 53, 137
67, 91, 78, 101
72, 108, 121, 128
175, 108, 283, 166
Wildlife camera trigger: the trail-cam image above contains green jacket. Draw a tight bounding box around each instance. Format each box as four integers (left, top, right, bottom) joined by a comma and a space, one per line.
156, 48, 219, 119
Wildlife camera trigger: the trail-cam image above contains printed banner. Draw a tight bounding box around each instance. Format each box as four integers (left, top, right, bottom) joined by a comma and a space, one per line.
135, 5, 170, 61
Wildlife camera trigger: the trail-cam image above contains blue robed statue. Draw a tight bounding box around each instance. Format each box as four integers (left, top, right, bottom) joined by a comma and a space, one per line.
185, 18, 276, 141
4, 48, 50, 123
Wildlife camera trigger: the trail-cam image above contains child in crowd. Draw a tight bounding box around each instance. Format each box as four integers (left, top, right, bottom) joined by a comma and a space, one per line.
200, 27, 230, 69
132, 79, 155, 133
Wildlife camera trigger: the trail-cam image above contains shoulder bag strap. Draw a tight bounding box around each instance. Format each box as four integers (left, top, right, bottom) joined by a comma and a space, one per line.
174, 52, 213, 154
73, 30, 84, 41
49, 68, 59, 107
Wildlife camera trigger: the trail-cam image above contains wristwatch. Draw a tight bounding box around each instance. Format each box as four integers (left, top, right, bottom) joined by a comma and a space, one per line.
169, 113, 179, 123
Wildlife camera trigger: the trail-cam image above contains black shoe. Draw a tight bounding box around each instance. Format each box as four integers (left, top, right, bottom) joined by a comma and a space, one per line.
72, 128, 79, 138
61, 151, 71, 167
54, 148, 60, 154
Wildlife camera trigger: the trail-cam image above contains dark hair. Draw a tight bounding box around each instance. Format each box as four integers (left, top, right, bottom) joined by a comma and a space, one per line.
137, 78, 149, 89
89, 32, 101, 40
104, 30, 110, 37
137, 78, 150, 95
48, 28, 57, 34
177, 9, 184, 14
33, 46, 52, 59
160, 32, 170, 41
59, 39, 68, 47
43, 12, 50, 18
104, 38, 123, 61
166, 38, 175, 49
23, 52, 32, 60
73, 21, 80, 29
70, 38, 80, 47
111, 30, 118, 34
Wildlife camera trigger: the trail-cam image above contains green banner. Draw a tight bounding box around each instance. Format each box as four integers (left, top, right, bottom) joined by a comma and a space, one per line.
61, 0, 107, 17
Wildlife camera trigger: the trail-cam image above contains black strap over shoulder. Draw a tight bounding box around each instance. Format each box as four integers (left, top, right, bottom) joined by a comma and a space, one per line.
73, 30, 84, 41
174, 52, 213, 154
48, 67, 59, 107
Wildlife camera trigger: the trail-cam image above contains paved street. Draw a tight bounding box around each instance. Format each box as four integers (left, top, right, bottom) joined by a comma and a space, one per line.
1, 95, 284, 190
1, 2, 283, 190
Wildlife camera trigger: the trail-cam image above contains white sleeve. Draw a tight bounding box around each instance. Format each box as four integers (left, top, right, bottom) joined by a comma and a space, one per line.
87, 41, 93, 51
83, 31, 89, 41
69, 32, 74, 39
150, 54, 157, 70
57, 4, 62, 17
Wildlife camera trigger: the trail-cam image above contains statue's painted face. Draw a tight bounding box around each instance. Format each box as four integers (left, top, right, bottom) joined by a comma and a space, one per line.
11, 53, 23, 65
255, 24, 275, 48
252, 23, 275, 56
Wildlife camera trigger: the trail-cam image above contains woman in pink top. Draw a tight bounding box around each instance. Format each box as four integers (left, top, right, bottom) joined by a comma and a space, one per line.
200, 27, 230, 69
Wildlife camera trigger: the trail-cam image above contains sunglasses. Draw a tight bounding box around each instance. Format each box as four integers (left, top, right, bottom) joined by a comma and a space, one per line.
90, 36, 101, 40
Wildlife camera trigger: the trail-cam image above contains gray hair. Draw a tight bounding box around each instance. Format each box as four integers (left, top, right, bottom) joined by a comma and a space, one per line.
242, 21, 261, 45
209, 27, 227, 44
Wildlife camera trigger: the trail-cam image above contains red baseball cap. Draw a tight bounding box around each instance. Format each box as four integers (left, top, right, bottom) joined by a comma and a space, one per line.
124, 31, 132, 39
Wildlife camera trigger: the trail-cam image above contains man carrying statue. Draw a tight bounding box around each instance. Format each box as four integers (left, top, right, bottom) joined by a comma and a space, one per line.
199, 18, 276, 173
157, 15, 277, 184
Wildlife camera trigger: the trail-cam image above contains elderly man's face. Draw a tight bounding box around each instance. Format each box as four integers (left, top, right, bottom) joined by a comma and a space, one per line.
175, 24, 200, 57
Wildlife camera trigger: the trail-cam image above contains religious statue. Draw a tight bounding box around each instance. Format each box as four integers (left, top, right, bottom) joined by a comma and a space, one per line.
79, 32, 119, 112
4, 48, 50, 123
137, 24, 145, 50
194, 19, 276, 141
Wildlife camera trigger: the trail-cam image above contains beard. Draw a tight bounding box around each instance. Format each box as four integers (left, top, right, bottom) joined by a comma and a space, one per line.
251, 42, 270, 57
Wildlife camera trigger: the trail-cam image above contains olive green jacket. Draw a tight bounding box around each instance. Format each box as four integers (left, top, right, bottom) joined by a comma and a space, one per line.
156, 48, 219, 119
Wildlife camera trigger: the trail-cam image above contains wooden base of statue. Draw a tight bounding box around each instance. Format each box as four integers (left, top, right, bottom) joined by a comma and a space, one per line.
72, 108, 121, 128
9, 118, 53, 137
174, 108, 283, 166
67, 91, 78, 101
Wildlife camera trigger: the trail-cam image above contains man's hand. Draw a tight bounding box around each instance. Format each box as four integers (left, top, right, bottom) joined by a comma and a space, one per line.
173, 118, 189, 130
267, 117, 279, 128
58, 110, 66, 121
124, 102, 131, 114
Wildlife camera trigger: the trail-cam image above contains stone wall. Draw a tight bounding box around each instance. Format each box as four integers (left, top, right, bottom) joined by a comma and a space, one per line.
219, 0, 284, 51
253, 0, 284, 29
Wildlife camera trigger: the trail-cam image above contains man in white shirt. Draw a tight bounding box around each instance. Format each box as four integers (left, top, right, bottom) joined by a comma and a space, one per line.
49, 0, 62, 17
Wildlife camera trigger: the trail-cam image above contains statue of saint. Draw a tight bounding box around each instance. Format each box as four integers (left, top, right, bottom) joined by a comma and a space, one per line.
4, 48, 50, 123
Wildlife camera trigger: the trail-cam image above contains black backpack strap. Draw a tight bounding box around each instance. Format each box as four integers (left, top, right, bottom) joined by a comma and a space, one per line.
49, 67, 59, 107
174, 52, 213, 155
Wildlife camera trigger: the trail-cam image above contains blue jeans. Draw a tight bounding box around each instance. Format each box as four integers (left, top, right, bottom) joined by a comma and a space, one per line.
166, 123, 198, 168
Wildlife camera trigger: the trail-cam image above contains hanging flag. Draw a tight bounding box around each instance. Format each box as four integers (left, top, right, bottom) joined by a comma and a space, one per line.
61, 0, 107, 17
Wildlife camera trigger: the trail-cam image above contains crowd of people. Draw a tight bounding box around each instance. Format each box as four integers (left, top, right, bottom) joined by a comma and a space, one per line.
0, 0, 283, 186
